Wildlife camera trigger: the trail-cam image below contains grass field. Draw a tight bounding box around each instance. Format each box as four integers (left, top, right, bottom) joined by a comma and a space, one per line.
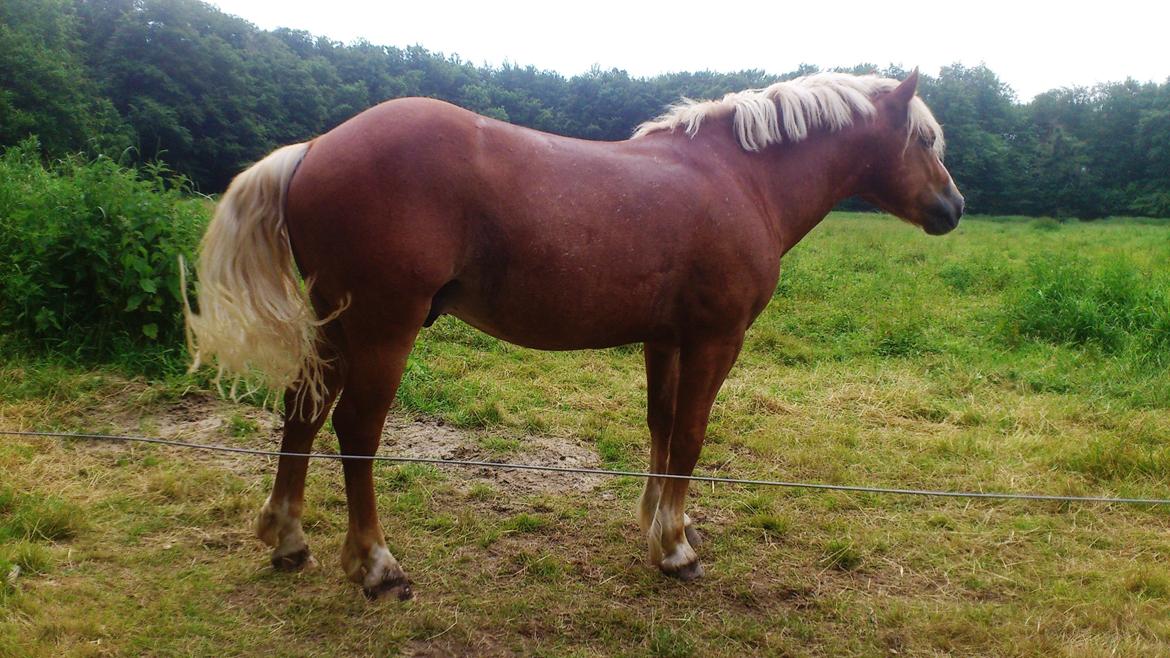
3, 212, 1170, 656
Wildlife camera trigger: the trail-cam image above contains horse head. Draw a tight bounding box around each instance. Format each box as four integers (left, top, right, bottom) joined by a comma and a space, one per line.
858, 71, 965, 235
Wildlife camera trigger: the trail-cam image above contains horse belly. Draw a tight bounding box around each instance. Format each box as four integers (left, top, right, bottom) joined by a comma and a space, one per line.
444, 271, 670, 351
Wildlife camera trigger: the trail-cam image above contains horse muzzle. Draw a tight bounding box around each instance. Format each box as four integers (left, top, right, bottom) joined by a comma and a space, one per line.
922, 185, 965, 235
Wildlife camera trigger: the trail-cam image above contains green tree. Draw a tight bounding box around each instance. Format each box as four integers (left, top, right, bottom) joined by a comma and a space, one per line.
1, 0, 1167, 213
1133, 90, 1170, 216
0, 0, 128, 155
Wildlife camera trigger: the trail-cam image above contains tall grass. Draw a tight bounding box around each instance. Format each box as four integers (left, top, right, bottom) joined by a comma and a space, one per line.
1004, 254, 1170, 364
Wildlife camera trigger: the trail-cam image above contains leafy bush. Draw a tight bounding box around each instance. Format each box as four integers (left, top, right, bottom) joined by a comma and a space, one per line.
1058, 434, 1170, 482
0, 139, 208, 362
937, 257, 1011, 295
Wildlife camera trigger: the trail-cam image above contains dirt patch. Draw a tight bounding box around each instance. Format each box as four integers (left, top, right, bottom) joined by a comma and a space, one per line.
79, 391, 604, 495
152, 392, 278, 443
382, 417, 603, 495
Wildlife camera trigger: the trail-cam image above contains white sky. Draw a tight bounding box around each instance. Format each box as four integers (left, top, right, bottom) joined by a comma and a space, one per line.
210, 0, 1170, 102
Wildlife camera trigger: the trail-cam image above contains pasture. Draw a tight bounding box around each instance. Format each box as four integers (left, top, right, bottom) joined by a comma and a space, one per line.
3, 212, 1170, 656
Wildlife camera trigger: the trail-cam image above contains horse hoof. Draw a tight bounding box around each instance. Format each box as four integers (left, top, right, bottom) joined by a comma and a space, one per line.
663, 560, 705, 582
363, 574, 414, 601
271, 548, 317, 572
684, 524, 703, 548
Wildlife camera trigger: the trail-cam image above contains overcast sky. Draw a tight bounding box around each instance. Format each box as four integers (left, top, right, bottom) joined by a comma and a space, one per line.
209, 0, 1169, 102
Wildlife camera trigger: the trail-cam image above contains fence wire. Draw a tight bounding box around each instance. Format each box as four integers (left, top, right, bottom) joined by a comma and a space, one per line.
5, 429, 1169, 506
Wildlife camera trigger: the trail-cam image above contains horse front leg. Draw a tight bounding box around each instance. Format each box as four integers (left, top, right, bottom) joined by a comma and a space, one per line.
638, 343, 705, 546
256, 326, 345, 571
648, 336, 742, 580
638, 342, 678, 536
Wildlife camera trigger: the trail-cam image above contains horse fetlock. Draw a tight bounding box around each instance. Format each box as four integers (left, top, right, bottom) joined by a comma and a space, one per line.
646, 515, 666, 565
648, 511, 703, 579
257, 498, 314, 571
658, 542, 703, 581
256, 498, 305, 547
360, 545, 413, 601
255, 498, 282, 547
343, 541, 413, 601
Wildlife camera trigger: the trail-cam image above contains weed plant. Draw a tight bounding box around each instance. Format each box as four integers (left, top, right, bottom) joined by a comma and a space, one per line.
0, 139, 207, 371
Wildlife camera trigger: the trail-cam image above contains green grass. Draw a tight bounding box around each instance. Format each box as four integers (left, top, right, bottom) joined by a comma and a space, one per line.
0, 486, 85, 543
2, 212, 1170, 656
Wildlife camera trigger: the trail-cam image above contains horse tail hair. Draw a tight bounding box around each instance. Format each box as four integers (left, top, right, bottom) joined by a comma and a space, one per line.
183, 141, 337, 417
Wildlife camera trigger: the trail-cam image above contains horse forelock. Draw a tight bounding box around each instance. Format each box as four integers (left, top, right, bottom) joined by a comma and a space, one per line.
632, 72, 945, 157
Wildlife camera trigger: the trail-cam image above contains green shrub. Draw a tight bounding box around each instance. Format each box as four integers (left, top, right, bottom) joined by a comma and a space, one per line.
937, 257, 1011, 295
1137, 298, 1170, 367
872, 313, 934, 358
506, 513, 549, 533
0, 541, 52, 575
0, 138, 207, 362
649, 626, 695, 658
1058, 434, 1170, 482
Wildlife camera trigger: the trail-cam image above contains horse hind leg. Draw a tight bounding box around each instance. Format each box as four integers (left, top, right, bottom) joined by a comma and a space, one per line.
255, 320, 347, 571
331, 310, 426, 601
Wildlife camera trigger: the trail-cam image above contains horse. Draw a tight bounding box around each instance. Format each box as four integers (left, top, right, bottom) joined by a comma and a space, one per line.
185, 70, 963, 600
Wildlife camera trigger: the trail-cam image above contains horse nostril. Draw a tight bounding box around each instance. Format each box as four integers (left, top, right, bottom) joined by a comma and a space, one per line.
923, 190, 963, 235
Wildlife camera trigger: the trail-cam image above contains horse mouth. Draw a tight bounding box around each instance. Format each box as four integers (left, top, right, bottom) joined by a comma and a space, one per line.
922, 196, 963, 235
923, 213, 959, 235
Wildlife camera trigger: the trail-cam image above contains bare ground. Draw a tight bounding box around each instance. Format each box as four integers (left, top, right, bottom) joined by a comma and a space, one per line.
96, 390, 606, 495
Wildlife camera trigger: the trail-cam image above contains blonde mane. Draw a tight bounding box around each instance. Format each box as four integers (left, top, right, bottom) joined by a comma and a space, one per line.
632, 72, 945, 157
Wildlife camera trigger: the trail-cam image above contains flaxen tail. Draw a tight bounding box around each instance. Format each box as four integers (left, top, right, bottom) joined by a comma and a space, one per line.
183, 142, 335, 416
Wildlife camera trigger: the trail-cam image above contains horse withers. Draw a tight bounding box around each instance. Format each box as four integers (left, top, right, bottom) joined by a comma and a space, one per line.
186, 70, 963, 599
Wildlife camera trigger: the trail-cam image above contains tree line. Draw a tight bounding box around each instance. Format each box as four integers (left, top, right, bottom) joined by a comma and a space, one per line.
3, 0, 1168, 217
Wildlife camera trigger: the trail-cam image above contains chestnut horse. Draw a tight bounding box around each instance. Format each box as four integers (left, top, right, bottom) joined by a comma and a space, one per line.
186, 71, 963, 599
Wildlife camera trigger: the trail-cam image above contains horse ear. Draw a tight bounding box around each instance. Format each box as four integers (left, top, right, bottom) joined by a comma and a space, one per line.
883, 68, 919, 124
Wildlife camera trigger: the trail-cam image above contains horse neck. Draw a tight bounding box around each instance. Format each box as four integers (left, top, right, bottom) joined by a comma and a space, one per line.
715, 125, 873, 256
